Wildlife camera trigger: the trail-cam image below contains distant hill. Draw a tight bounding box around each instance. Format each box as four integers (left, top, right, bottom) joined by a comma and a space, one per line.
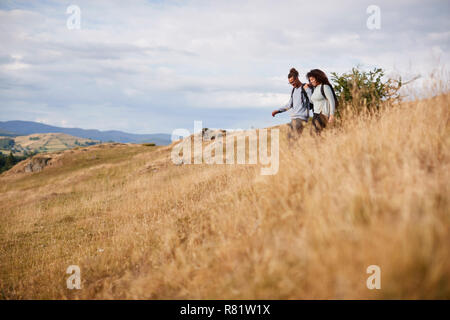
0, 128, 17, 137
0, 120, 171, 145
0, 133, 100, 156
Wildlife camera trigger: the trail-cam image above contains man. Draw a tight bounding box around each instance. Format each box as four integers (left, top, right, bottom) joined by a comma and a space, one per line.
272, 68, 312, 140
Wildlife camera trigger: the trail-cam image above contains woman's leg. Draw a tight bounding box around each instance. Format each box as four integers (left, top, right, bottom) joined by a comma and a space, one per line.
312, 113, 326, 135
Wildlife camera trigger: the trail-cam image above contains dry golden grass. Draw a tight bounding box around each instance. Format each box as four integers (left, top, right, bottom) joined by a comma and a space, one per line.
0, 93, 449, 299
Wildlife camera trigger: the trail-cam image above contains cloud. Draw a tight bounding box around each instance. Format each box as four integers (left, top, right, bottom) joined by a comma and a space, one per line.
0, 0, 449, 133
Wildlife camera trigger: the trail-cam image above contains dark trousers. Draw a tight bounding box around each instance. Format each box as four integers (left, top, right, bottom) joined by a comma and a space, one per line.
287, 118, 306, 140
312, 113, 328, 135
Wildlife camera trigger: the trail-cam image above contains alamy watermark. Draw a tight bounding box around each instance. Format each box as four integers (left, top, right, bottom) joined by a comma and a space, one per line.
366, 5, 381, 30
366, 265, 381, 289
66, 265, 81, 289
171, 121, 279, 175
66, 5, 81, 30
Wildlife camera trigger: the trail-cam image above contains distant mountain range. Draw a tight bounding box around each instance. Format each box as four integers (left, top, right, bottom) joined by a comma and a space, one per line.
0, 121, 172, 145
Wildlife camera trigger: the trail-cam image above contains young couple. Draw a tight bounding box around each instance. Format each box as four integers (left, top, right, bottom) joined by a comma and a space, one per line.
272, 68, 337, 138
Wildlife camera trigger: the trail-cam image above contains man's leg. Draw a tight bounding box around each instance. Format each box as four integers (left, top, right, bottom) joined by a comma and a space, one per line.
287, 120, 294, 140
294, 118, 305, 137
289, 118, 305, 140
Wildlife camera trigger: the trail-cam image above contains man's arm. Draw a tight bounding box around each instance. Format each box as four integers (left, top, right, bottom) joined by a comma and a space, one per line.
279, 95, 292, 112
272, 96, 292, 117
305, 86, 313, 100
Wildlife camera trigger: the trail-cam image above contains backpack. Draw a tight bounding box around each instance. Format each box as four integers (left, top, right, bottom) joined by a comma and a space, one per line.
312, 84, 339, 109
290, 84, 313, 111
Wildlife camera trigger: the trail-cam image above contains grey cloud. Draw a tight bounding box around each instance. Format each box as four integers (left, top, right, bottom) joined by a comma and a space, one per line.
0, 0, 449, 134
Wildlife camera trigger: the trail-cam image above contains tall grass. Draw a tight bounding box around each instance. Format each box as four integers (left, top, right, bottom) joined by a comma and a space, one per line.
0, 90, 448, 299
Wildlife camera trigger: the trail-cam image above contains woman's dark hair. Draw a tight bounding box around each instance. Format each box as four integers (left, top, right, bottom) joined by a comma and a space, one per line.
306, 69, 331, 86
288, 68, 299, 79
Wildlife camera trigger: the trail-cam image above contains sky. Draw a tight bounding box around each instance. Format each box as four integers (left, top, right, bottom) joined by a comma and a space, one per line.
0, 0, 449, 134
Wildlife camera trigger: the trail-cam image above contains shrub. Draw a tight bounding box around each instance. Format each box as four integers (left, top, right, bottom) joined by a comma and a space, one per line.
0, 138, 15, 149
0, 151, 28, 173
330, 67, 402, 115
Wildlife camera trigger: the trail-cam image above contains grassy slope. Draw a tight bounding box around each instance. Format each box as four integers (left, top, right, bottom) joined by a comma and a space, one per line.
0, 133, 99, 156
0, 94, 449, 299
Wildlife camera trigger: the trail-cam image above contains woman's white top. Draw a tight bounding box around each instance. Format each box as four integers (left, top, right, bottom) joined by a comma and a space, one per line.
310, 84, 336, 116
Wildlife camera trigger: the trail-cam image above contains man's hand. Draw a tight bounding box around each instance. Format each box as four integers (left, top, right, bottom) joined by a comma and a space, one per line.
272, 110, 279, 117
328, 114, 335, 124
303, 83, 310, 89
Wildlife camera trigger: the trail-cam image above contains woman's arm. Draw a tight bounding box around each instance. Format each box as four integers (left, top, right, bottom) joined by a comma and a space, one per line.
323, 85, 336, 116
323, 85, 335, 123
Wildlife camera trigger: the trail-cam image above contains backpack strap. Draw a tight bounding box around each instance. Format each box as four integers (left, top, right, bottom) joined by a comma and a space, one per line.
300, 85, 307, 96
320, 84, 339, 109
290, 84, 311, 109
289, 87, 295, 109
321, 84, 326, 100
300, 85, 309, 107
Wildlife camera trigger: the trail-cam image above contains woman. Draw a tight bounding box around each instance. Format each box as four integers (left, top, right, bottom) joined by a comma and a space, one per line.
306, 69, 337, 135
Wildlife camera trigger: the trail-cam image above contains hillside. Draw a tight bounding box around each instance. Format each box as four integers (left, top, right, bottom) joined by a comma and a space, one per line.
0, 133, 100, 156
0, 120, 172, 145
0, 93, 448, 299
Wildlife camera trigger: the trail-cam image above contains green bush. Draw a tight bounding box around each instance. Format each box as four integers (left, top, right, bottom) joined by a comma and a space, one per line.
0, 151, 28, 173
0, 138, 15, 149
330, 67, 402, 114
